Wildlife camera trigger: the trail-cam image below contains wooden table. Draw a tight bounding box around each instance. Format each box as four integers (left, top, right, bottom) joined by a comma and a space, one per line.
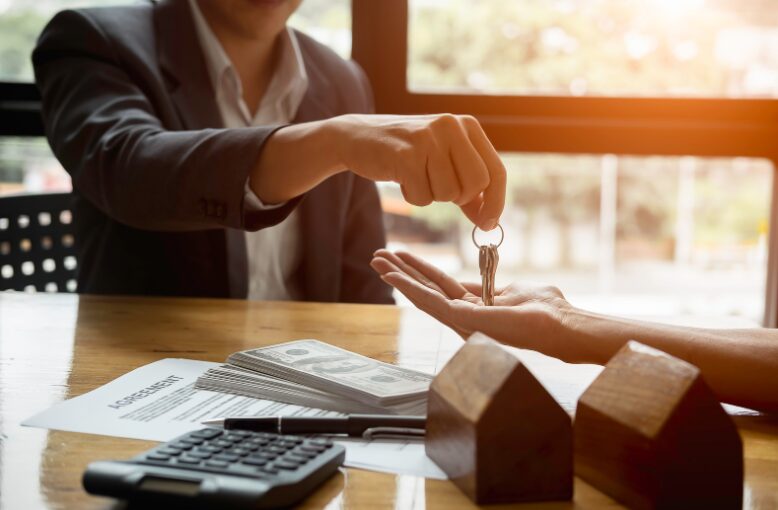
1, 293, 777, 509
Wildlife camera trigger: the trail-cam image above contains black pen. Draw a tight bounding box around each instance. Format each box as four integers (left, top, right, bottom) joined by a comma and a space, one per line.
201, 414, 426, 437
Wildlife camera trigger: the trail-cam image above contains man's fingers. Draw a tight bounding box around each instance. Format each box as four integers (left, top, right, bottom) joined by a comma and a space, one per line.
447, 123, 489, 207
394, 250, 468, 300
398, 152, 434, 207
372, 249, 447, 296
426, 145, 461, 203
459, 196, 484, 227
463, 118, 506, 230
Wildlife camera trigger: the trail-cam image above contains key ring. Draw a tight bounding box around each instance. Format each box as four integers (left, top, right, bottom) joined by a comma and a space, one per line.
472, 224, 504, 249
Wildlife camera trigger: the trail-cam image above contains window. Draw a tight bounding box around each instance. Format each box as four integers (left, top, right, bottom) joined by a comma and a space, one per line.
379, 155, 772, 321
0, 138, 69, 195
409, 0, 778, 97
290, 0, 351, 59
354, 0, 778, 325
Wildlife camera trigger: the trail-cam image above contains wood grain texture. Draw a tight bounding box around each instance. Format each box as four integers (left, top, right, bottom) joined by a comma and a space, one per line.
0, 293, 776, 509
575, 341, 743, 509
426, 333, 573, 504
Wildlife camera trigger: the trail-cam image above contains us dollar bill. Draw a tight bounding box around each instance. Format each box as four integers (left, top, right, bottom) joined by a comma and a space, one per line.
229, 340, 432, 401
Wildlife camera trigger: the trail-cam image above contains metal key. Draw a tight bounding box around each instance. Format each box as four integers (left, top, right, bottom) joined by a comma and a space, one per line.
479, 244, 499, 306
473, 225, 504, 306
479, 245, 489, 304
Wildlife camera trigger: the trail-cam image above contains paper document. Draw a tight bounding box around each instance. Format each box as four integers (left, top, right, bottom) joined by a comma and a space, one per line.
23, 358, 446, 479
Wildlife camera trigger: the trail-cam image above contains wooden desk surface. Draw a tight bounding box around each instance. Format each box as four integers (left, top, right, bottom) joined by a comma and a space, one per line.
1, 293, 777, 509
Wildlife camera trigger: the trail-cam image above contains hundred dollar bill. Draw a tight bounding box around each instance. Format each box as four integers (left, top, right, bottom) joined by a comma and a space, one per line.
229, 340, 431, 401
195, 339, 432, 415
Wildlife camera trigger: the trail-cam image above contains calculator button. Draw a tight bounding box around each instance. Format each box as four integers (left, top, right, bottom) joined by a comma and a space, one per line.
178, 456, 201, 465
229, 430, 252, 437
180, 437, 204, 446
268, 446, 287, 454
260, 466, 279, 475
157, 448, 181, 456
205, 460, 229, 469
169, 442, 193, 451
253, 451, 277, 460
146, 453, 171, 461
309, 438, 333, 448
214, 453, 240, 462
285, 454, 310, 464
242, 457, 268, 466
274, 461, 299, 471
192, 429, 222, 439
246, 444, 260, 452
213, 440, 233, 448
230, 448, 251, 456
300, 445, 325, 454
224, 433, 245, 442
281, 435, 303, 443
188, 451, 212, 459
198, 445, 222, 454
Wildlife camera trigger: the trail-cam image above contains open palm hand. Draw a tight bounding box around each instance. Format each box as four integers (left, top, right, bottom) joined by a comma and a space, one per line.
370, 249, 570, 357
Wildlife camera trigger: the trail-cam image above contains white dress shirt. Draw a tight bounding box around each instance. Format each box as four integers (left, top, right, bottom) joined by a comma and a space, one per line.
189, 0, 308, 301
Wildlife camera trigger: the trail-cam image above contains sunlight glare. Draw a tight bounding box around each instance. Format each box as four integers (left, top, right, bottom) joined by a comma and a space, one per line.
651, 0, 706, 17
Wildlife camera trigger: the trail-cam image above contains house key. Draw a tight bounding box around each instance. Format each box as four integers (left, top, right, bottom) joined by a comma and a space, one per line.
473, 225, 504, 306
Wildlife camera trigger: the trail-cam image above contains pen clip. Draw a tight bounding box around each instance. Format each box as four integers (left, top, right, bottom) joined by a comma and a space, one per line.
361, 427, 425, 441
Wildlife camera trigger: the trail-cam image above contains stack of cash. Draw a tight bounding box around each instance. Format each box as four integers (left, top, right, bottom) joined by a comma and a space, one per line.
195, 339, 432, 415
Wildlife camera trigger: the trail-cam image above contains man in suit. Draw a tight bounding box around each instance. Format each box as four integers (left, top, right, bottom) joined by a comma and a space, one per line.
32, 0, 506, 303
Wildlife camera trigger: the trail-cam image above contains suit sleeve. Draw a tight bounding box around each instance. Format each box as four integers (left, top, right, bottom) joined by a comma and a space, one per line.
338, 60, 394, 304
32, 9, 298, 232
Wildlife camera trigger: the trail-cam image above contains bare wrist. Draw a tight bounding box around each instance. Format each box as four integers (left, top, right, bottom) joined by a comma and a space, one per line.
325, 114, 357, 173
251, 120, 348, 203
554, 304, 622, 365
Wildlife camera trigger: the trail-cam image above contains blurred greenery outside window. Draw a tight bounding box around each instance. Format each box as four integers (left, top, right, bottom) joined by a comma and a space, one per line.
409, 0, 778, 97
0, 0, 774, 323
380, 156, 772, 322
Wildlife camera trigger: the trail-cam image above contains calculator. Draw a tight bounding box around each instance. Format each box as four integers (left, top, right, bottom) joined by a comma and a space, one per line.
82, 427, 345, 509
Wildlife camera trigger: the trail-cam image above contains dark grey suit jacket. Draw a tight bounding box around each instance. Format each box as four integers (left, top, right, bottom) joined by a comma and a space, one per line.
32, 0, 393, 304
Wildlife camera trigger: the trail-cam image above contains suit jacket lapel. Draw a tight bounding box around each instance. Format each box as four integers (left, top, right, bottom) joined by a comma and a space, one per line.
154, 0, 222, 131
154, 0, 248, 299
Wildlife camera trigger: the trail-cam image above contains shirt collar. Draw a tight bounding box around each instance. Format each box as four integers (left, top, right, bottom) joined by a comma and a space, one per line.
188, 0, 308, 124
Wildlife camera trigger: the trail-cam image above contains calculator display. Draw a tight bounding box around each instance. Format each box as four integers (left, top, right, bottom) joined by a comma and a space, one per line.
139, 476, 200, 496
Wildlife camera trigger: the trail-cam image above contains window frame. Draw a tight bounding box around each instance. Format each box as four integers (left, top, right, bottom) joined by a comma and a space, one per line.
351, 0, 778, 326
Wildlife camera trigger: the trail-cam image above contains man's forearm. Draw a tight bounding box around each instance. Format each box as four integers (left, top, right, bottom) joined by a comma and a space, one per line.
560, 307, 778, 412
249, 119, 346, 205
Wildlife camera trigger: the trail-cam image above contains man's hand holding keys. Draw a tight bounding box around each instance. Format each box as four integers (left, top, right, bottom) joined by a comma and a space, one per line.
252, 113, 507, 231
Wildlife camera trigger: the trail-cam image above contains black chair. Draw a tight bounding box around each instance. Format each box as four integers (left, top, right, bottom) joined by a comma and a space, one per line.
1, 82, 78, 293
0, 81, 44, 136
0, 192, 78, 292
